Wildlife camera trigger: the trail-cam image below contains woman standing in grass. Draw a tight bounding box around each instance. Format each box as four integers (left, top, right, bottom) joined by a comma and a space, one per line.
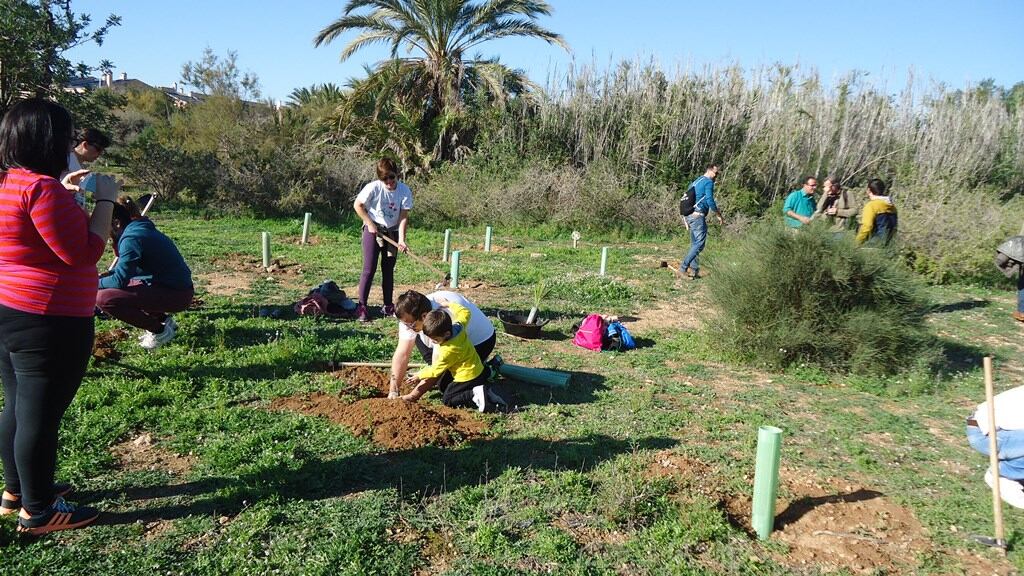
353, 158, 412, 322
0, 98, 118, 534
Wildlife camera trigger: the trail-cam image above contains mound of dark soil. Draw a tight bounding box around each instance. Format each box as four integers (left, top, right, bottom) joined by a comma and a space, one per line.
270, 394, 486, 449
93, 328, 129, 361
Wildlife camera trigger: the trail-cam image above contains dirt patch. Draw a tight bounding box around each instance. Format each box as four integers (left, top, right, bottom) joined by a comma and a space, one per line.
770, 467, 1011, 575
93, 328, 130, 361
281, 234, 323, 246
328, 366, 399, 396
197, 271, 252, 296
210, 253, 305, 276
552, 513, 628, 554
628, 295, 706, 335
110, 433, 196, 476
471, 243, 512, 254
197, 253, 309, 296
271, 395, 486, 449
645, 454, 1012, 575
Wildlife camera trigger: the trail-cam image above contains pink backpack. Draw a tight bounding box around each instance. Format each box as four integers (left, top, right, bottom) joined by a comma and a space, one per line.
573, 314, 606, 351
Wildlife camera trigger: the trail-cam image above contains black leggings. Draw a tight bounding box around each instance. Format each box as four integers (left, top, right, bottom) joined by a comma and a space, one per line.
416, 330, 496, 393
358, 225, 398, 307
441, 366, 492, 409
0, 304, 93, 514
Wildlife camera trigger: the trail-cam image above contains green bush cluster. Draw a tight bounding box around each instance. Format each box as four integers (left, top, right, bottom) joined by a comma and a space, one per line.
705, 222, 939, 376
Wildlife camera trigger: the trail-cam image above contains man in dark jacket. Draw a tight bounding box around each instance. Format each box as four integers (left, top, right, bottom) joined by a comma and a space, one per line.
96, 197, 193, 349
996, 235, 1024, 323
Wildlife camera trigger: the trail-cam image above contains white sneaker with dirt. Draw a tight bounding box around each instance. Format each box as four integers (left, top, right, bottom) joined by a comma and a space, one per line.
140, 316, 177, 350
985, 469, 1024, 509
471, 385, 488, 413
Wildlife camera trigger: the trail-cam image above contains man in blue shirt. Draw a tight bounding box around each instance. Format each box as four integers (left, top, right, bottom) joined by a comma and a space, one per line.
680, 163, 725, 279
783, 177, 818, 228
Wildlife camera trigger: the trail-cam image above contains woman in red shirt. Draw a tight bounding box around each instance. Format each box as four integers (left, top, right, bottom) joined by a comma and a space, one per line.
0, 99, 118, 535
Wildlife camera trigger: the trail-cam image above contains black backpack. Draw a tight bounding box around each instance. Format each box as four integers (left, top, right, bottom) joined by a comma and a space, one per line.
679, 185, 697, 216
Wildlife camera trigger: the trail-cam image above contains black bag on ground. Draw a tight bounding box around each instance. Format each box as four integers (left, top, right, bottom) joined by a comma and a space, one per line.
679, 185, 697, 217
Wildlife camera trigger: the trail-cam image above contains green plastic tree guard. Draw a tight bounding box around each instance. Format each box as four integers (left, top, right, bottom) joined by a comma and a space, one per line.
497, 362, 571, 388
301, 213, 312, 245
261, 232, 271, 269
600, 246, 608, 276
443, 229, 451, 262
751, 425, 783, 540
450, 250, 461, 289
485, 226, 492, 252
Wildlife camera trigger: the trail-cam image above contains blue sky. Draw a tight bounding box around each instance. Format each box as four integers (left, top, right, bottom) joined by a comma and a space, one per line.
66, 0, 1024, 102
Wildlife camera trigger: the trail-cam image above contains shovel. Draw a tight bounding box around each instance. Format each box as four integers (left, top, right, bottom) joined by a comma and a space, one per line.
969, 356, 1008, 555
375, 231, 452, 290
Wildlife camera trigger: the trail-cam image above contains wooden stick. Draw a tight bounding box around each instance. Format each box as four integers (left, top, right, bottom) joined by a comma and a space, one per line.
335, 361, 426, 368
984, 356, 1007, 555
375, 232, 450, 286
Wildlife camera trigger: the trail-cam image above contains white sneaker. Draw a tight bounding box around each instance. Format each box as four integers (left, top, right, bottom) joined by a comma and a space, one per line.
984, 469, 1024, 509
472, 385, 487, 413
140, 316, 177, 350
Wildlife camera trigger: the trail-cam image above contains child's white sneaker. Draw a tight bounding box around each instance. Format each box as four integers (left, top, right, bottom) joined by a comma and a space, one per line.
472, 385, 487, 413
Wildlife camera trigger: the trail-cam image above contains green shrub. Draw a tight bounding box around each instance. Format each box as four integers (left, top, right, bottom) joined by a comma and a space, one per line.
121, 129, 216, 202
706, 222, 937, 376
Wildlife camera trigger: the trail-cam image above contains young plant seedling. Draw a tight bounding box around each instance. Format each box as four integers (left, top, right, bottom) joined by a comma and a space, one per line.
526, 279, 551, 325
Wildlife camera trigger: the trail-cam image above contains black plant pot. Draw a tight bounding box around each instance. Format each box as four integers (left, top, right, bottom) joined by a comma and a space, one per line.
497, 310, 549, 338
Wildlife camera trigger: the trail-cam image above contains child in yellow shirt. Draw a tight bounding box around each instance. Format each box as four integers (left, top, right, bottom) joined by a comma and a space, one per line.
401, 302, 507, 412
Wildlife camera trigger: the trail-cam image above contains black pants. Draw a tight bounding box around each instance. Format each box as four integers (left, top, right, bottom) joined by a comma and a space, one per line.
416, 330, 496, 392
442, 366, 491, 409
0, 304, 93, 514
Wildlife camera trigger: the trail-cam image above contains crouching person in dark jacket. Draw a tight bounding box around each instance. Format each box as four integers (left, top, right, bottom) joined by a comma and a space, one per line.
96, 197, 193, 349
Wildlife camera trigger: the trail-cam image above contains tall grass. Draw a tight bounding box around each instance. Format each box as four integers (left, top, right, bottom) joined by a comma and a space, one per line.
421, 59, 1023, 280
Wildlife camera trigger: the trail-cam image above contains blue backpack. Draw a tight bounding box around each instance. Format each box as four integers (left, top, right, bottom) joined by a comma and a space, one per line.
605, 321, 636, 351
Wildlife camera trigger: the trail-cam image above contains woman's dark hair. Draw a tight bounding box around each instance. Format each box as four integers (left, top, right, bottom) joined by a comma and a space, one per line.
78, 127, 111, 151
111, 195, 141, 229
0, 98, 74, 178
867, 178, 887, 196
118, 195, 142, 219
111, 203, 131, 231
395, 290, 433, 321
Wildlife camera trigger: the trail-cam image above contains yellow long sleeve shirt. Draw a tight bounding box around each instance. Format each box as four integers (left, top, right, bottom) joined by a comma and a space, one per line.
856, 198, 898, 244
415, 302, 485, 383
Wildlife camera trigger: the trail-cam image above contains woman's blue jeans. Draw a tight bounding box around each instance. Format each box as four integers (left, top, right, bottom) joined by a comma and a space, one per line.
966, 425, 1024, 480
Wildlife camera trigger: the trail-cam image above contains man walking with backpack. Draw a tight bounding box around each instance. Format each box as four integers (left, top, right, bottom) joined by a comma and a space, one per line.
679, 163, 725, 279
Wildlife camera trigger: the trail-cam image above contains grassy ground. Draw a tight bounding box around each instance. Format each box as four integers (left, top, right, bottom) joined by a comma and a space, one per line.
0, 211, 1022, 575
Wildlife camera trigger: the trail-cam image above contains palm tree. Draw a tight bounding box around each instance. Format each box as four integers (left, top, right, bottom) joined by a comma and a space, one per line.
314, 0, 568, 166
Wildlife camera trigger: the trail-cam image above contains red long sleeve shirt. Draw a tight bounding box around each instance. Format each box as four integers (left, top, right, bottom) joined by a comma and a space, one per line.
0, 168, 105, 317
